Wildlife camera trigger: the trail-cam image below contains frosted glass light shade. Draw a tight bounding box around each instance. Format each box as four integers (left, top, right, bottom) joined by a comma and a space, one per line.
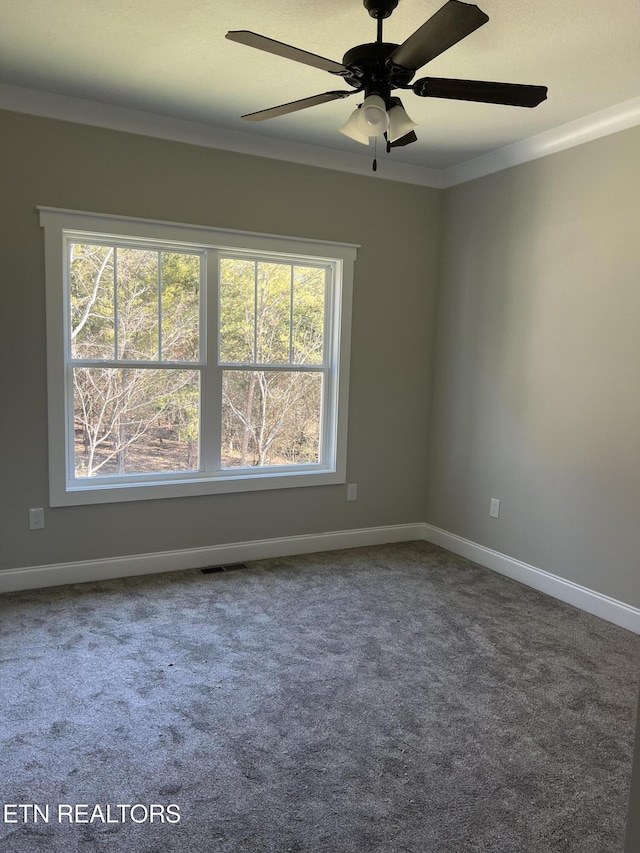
338, 109, 370, 145
352, 94, 389, 137
387, 102, 417, 143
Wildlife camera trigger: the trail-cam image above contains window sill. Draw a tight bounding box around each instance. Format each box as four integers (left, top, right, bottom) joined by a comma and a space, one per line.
52, 468, 346, 506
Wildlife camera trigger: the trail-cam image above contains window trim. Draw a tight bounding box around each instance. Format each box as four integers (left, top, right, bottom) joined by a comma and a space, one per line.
39, 207, 357, 507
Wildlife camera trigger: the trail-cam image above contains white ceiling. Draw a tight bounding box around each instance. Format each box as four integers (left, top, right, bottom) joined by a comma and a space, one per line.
1, 0, 639, 181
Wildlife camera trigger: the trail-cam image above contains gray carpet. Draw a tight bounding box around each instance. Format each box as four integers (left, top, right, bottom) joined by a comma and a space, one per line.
1, 541, 638, 853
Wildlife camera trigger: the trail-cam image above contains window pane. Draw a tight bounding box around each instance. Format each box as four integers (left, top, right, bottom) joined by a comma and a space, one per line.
219, 258, 255, 363
221, 370, 322, 468
255, 263, 291, 364
70, 243, 115, 359
161, 252, 200, 362
116, 248, 159, 360
292, 266, 325, 365
73, 367, 199, 477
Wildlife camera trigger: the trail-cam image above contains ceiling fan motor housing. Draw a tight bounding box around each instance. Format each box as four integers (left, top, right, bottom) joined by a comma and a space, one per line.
342, 42, 415, 95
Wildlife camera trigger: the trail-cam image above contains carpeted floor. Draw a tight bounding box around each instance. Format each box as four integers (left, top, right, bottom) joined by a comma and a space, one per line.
1, 541, 638, 853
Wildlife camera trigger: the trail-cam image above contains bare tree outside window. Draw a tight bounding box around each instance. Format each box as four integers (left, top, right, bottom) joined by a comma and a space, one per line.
219, 258, 326, 468
42, 208, 354, 505
70, 244, 200, 477
70, 246, 327, 477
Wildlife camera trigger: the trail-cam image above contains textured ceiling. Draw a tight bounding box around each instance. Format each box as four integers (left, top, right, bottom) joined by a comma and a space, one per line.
1, 0, 639, 171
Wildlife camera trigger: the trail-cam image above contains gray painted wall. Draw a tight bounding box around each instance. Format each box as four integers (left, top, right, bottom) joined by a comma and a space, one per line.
1, 109, 639, 613
425, 126, 640, 608
0, 110, 441, 570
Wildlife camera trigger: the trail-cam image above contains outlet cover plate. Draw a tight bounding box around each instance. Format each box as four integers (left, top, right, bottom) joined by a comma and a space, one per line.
29, 507, 45, 530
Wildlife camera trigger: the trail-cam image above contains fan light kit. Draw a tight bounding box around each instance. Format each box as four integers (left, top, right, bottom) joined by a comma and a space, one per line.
227, 0, 547, 170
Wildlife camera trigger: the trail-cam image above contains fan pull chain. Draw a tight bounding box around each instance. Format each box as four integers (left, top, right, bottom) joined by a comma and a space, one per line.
372, 137, 377, 172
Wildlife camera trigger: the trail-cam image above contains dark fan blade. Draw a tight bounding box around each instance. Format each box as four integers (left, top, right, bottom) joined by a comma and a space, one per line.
413, 77, 548, 107
242, 91, 354, 121
226, 31, 347, 75
389, 0, 489, 70
389, 130, 418, 148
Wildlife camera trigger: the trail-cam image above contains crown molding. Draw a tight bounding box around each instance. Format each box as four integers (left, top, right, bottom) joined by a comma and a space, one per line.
1, 83, 639, 189
440, 96, 640, 187
0, 83, 444, 188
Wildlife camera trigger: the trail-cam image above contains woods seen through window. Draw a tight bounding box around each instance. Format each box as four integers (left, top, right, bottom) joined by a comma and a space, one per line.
40, 209, 355, 505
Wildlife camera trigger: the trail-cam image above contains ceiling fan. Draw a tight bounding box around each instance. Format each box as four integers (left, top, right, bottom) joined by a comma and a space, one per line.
226, 0, 547, 162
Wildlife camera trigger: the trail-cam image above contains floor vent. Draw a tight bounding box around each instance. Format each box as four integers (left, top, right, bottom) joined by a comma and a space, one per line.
201, 563, 248, 574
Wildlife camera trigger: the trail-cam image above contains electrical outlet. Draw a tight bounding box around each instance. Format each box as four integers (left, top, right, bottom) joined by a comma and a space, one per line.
29, 507, 45, 530
347, 483, 358, 502
489, 498, 500, 519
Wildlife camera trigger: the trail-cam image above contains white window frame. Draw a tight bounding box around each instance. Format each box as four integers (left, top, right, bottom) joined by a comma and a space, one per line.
39, 207, 357, 507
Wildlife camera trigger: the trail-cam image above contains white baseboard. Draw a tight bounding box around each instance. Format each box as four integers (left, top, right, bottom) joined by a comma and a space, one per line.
3, 521, 639, 635
423, 523, 640, 635
0, 523, 424, 595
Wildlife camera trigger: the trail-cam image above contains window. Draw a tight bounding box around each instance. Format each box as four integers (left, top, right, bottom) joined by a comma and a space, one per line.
40, 209, 356, 506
